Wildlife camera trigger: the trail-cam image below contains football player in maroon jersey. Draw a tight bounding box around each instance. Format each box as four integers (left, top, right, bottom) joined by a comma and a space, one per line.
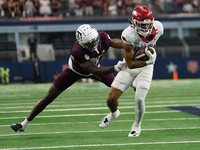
10, 24, 127, 132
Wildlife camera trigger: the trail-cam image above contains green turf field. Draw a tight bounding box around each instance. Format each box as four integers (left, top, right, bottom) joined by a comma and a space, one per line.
0, 79, 200, 150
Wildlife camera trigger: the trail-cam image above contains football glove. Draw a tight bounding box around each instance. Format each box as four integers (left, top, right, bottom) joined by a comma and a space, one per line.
145, 47, 157, 65
114, 60, 127, 72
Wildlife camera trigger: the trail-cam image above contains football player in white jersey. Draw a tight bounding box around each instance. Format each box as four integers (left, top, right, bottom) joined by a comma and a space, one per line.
99, 5, 164, 137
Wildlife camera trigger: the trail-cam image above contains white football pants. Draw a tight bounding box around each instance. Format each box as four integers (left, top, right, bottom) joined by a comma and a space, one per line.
111, 65, 154, 129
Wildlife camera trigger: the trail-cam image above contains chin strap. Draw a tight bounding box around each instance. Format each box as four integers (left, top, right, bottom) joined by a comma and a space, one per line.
128, 18, 132, 24
93, 47, 99, 54
128, 19, 134, 28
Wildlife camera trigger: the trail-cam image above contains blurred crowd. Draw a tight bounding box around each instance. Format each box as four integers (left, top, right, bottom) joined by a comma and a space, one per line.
0, 0, 200, 19
154, 0, 200, 14
0, 0, 142, 18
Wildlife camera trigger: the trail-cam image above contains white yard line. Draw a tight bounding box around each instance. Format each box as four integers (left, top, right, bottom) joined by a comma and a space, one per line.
1, 102, 199, 113
0, 110, 180, 120
0, 106, 178, 113
0, 118, 199, 127
0, 97, 200, 106
0, 99, 200, 109
1, 141, 200, 150
0, 127, 200, 137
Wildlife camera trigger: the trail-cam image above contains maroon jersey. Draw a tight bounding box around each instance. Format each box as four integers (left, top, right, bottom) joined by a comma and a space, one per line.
68, 31, 111, 76
53, 31, 114, 91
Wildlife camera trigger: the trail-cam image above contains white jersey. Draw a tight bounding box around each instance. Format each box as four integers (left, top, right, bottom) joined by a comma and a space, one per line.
112, 21, 164, 92
121, 21, 164, 52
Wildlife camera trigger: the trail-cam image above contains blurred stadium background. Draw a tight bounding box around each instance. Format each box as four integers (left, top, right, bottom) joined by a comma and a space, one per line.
0, 0, 200, 82
1, 1, 200, 150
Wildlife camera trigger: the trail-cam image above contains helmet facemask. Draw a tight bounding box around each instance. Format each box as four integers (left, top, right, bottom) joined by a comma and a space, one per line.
133, 19, 154, 37
81, 35, 100, 53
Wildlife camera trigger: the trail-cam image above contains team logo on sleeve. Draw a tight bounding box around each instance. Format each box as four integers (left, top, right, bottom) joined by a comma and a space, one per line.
84, 54, 90, 60
135, 39, 140, 44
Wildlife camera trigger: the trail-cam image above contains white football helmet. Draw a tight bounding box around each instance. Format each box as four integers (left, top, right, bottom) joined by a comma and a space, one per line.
76, 24, 100, 53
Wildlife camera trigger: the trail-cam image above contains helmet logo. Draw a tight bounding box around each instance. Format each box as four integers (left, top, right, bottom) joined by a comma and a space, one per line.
132, 10, 137, 16
76, 31, 82, 41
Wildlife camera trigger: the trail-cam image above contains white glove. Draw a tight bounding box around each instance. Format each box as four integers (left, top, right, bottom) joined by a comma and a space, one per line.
145, 47, 157, 65
114, 60, 127, 72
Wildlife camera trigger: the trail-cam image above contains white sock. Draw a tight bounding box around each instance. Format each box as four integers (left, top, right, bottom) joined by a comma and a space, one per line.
111, 110, 119, 117
109, 109, 120, 122
131, 123, 141, 133
134, 88, 148, 128
21, 119, 30, 129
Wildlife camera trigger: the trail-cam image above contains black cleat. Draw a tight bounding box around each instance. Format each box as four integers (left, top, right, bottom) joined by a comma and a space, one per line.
10, 123, 23, 132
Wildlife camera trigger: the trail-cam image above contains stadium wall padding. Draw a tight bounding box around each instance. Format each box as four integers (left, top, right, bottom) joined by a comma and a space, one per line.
0, 57, 200, 83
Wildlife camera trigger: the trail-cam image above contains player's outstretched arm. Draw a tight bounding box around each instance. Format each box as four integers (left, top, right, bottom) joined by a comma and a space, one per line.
79, 60, 126, 76
110, 39, 123, 49
79, 60, 115, 76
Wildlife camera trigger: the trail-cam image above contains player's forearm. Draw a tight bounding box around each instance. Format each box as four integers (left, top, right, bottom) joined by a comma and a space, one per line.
110, 39, 123, 48
124, 47, 146, 69
125, 55, 146, 69
127, 61, 146, 69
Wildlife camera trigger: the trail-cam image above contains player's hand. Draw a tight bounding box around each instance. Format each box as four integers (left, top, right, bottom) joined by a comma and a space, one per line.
145, 47, 157, 65
114, 60, 127, 72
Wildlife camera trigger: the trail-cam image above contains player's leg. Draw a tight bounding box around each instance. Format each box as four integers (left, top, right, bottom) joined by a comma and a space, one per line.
131, 80, 136, 91
10, 67, 81, 132
107, 87, 122, 112
128, 86, 148, 137
1, 74, 6, 84
28, 85, 62, 120
128, 65, 153, 137
6, 75, 9, 84
10, 84, 62, 132
91, 64, 115, 87
2, 78, 5, 84
99, 71, 134, 128
99, 87, 122, 128
91, 73, 122, 128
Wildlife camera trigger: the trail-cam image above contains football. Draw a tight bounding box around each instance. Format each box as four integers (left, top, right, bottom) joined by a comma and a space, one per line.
134, 47, 154, 61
